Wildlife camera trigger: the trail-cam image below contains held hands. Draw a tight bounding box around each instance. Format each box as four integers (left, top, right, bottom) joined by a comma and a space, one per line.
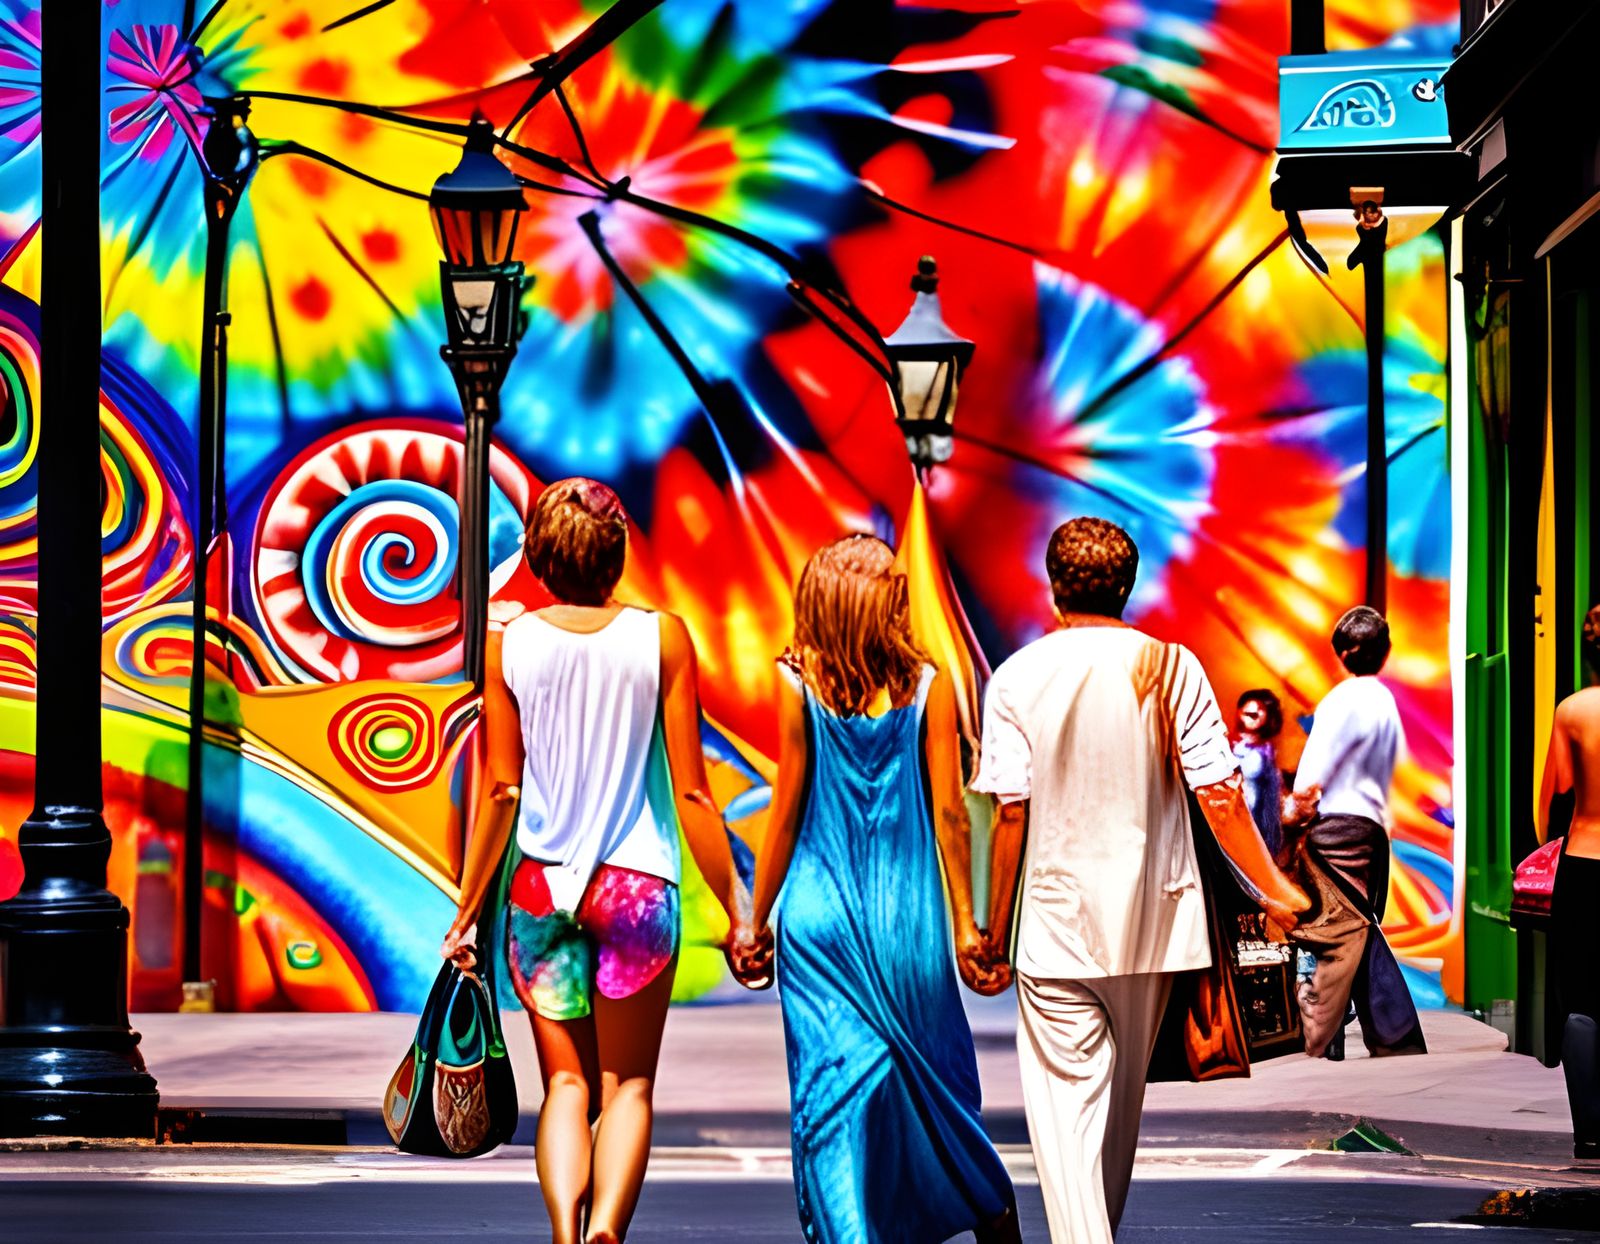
956, 924, 1012, 996
680, 788, 776, 990
1265, 784, 1321, 932
727, 922, 776, 990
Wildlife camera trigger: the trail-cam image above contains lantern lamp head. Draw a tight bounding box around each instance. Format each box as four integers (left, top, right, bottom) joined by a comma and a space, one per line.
884, 256, 974, 470
429, 117, 529, 269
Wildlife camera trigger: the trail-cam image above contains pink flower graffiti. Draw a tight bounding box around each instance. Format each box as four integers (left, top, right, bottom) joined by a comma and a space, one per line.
106, 24, 207, 161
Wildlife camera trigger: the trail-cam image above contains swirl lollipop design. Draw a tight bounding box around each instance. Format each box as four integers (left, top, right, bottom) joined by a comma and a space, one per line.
251, 423, 531, 684
328, 692, 448, 792
0, 612, 34, 692
100, 392, 192, 625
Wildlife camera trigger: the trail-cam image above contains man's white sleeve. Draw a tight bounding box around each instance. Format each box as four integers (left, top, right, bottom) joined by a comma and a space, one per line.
970, 676, 1031, 804
1171, 646, 1238, 790
1293, 698, 1331, 794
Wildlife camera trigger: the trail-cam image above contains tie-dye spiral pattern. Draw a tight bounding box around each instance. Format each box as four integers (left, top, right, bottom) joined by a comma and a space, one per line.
0, 0, 1459, 1011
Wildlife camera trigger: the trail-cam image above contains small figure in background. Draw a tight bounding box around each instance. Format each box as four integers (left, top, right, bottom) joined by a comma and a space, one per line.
1233, 689, 1285, 859
1283, 605, 1426, 1061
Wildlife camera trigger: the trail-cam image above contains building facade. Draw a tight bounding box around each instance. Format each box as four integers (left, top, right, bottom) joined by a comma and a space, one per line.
1446, 0, 1600, 1055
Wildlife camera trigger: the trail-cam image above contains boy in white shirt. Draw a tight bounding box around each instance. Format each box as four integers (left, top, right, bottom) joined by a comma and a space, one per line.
1285, 606, 1426, 1059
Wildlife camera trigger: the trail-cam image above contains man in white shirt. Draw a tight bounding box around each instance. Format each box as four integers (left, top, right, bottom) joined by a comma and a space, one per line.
1284, 606, 1426, 1060
972, 518, 1308, 1244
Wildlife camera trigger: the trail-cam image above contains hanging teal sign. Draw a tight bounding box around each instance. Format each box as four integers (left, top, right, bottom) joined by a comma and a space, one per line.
1278, 51, 1453, 152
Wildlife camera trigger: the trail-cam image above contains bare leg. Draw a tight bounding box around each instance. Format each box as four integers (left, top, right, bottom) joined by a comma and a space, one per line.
585, 958, 676, 1244
531, 1011, 602, 1244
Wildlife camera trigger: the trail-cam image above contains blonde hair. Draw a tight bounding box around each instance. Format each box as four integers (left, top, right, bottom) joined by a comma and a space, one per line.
787, 534, 928, 717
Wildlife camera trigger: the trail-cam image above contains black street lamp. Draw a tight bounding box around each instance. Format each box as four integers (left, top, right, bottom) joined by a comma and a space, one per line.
0, 0, 159, 1137
182, 94, 257, 1008
884, 256, 974, 475
1348, 193, 1390, 615
429, 118, 529, 687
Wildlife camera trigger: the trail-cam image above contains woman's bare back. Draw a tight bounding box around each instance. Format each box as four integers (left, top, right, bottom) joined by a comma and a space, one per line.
1552, 688, 1600, 857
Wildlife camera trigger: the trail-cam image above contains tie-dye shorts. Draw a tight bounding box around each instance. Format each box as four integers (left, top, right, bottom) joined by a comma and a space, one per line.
504, 860, 679, 1021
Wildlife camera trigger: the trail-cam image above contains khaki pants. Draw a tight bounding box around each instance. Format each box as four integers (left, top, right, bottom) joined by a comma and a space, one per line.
1016, 972, 1174, 1244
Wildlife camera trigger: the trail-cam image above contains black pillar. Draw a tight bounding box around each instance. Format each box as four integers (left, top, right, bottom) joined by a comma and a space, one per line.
459, 394, 496, 689
1359, 227, 1389, 613
1289, 0, 1326, 55
0, 1, 159, 1137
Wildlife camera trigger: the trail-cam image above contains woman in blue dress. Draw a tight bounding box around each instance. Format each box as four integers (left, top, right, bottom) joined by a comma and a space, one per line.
733, 534, 1020, 1244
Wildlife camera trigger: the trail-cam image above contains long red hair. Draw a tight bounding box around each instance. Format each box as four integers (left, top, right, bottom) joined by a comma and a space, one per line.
787, 534, 928, 717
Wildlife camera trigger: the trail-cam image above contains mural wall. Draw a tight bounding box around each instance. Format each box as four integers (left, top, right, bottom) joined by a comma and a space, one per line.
0, 0, 1458, 1011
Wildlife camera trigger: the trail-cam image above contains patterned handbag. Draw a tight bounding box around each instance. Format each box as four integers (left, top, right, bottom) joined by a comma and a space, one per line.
1510, 838, 1563, 931
384, 957, 519, 1156
386, 791, 521, 1157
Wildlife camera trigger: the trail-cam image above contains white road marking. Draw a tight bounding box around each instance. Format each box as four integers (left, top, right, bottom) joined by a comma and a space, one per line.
0, 1144, 1457, 1188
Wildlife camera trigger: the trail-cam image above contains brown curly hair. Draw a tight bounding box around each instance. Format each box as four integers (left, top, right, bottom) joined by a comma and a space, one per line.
523, 478, 628, 606
1046, 517, 1139, 618
787, 534, 929, 717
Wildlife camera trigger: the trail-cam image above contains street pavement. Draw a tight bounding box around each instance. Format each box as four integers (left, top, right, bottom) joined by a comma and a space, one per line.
2, 1142, 1597, 1241
2, 999, 1592, 1241
132, 993, 1574, 1155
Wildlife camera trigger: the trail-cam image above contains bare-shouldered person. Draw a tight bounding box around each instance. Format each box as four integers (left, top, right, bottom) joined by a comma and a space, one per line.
1542, 701, 1600, 858
1541, 604, 1600, 1160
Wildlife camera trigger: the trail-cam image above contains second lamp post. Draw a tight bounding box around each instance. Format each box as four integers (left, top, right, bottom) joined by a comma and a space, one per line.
430, 118, 530, 688
884, 255, 973, 476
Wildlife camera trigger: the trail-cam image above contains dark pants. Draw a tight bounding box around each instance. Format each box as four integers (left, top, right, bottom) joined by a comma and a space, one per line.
1553, 852, 1600, 1147
1288, 815, 1426, 1059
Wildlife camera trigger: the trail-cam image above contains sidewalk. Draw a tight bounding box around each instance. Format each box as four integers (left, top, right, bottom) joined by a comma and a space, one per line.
131, 993, 1575, 1164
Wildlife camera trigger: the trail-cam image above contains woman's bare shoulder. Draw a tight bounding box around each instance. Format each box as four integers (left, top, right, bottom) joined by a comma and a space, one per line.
656, 610, 696, 676
1557, 687, 1600, 724
656, 609, 688, 642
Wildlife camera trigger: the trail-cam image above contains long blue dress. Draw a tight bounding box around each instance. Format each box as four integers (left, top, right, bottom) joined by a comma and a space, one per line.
777, 668, 1014, 1244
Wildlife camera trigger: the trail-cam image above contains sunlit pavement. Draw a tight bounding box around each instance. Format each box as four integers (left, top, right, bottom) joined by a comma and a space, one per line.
132, 998, 1569, 1148
7, 1002, 1581, 1240
1, 1143, 1597, 1241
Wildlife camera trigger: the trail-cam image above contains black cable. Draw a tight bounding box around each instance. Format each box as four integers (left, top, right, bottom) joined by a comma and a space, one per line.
498, 0, 669, 140
323, 0, 396, 33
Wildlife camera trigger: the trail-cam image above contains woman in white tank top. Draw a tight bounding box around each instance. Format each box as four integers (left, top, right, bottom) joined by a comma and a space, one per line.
442, 478, 745, 1244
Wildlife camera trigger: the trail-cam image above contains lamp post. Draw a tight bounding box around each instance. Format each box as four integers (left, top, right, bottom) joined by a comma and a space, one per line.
884, 256, 974, 475
182, 95, 257, 1008
1348, 192, 1389, 614
880, 255, 993, 911
0, 0, 159, 1136
429, 118, 529, 688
